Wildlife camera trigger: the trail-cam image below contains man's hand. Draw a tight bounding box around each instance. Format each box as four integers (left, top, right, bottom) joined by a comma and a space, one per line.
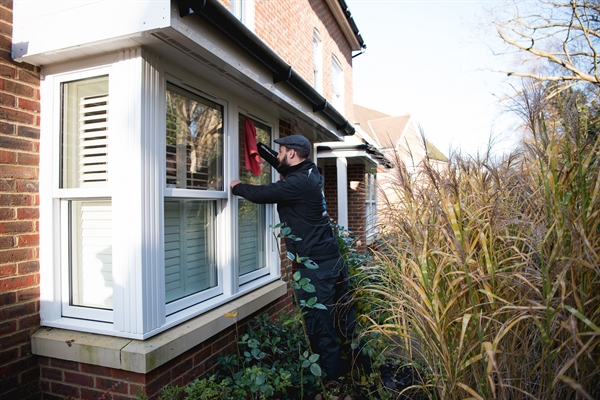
230, 179, 242, 189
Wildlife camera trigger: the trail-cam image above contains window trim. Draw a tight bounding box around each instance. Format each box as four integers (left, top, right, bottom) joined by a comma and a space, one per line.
39, 51, 283, 339
230, 0, 255, 31
313, 28, 323, 93
331, 54, 344, 111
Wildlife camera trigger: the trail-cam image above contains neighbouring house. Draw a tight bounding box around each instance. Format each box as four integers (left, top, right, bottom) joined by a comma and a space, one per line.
0, 0, 368, 398
317, 118, 392, 251
353, 104, 448, 228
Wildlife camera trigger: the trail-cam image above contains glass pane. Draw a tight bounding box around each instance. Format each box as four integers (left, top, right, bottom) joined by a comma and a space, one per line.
61, 76, 109, 189
331, 56, 343, 109
164, 199, 217, 303
238, 115, 271, 276
69, 200, 113, 309
166, 84, 223, 190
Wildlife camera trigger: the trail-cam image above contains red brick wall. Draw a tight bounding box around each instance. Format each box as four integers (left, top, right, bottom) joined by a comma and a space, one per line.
253, 0, 354, 118
347, 163, 366, 253
0, 0, 42, 398
323, 162, 367, 253
323, 164, 338, 223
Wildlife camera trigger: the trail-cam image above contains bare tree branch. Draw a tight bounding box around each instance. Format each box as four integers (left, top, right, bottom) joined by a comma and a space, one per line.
495, 0, 600, 89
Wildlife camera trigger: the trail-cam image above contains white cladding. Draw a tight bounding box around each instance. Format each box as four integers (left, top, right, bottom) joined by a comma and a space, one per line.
12, 0, 171, 63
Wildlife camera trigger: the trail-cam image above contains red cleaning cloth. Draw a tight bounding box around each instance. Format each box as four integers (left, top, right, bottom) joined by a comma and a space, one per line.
244, 117, 262, 176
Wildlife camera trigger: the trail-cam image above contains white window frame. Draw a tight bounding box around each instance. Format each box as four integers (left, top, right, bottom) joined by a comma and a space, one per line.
331, 55, 344, 112
39, 50, 281, 340
365, 172, 378, 240
52, 67, 114, 323
230, 0, 255, 31
236, 112, 275, 286
313, 28, 323, 93
162, 80, 227, 316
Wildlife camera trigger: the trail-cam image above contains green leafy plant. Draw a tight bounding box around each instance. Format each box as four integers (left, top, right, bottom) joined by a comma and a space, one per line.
184, 375, 230, 400
273, 222, 325, 312
146, 225, 395, 399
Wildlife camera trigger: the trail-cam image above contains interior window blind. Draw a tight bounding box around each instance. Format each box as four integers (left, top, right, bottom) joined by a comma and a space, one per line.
79, 94, 109, 187
71, 200, 113, 309
164, 200, 216, 303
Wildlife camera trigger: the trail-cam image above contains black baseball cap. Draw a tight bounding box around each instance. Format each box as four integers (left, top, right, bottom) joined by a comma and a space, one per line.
274, 135, 311, 155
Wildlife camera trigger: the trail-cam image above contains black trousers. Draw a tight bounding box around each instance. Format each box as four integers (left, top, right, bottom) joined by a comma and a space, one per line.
294, 256, 364, 381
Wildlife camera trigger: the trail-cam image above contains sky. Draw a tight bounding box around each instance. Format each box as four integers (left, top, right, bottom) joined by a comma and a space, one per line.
347, 0, 524, 157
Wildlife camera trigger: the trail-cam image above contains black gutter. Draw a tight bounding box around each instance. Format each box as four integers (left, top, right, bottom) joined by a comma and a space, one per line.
336, 0, 366, 55
177, 0, 355, 136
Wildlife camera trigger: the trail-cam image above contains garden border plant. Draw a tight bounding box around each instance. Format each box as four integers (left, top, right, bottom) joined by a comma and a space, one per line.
139, 223, 396, 400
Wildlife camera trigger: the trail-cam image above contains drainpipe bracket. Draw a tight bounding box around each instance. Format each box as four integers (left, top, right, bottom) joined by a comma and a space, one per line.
177, 0, 208, 18
313, 100, 328, 113
273, 67, 292, 83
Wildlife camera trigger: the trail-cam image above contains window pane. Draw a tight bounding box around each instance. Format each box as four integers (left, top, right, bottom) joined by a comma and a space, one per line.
61, 76, 109, 189
166, 84, 223, 190
331, 56, 343, 110
238, 199, 265, 275
69, 200, 113, 309
238, 116, 271, 276
164, 199, 217, 303
313, 28, 322, 92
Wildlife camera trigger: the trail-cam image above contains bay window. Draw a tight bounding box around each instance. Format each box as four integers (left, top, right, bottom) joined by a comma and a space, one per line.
40, 50, 280, 339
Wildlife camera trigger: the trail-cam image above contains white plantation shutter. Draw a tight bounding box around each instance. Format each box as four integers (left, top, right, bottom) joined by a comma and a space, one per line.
238, 200, 265, 275
164, 200, 217, 303
71, 200, 113, 309
79, 94, 109, 186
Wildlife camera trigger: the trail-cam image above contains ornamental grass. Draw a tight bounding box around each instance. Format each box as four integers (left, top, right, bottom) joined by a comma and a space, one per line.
356, 101, 600, 399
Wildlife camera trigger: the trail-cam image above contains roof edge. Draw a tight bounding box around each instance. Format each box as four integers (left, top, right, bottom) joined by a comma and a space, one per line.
324, 0, 366, 52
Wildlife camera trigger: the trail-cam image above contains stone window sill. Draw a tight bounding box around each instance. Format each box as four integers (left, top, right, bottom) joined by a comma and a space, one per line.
32, 281, 287, 373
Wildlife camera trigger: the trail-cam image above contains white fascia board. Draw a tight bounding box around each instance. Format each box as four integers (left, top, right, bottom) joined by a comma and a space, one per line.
166, 15, 343, 141
13, 0, 171, 63
321, 150, 365, 158
13, 0, 344, 140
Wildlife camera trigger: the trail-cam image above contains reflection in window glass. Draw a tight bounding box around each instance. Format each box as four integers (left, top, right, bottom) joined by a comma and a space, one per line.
69, 200, 113, 309
166, 84, 223, 190
238, 116, 271, 276
164, 200, 217, 303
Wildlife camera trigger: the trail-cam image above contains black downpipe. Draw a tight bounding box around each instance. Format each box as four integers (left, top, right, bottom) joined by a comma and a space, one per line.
177, 0, 355, 135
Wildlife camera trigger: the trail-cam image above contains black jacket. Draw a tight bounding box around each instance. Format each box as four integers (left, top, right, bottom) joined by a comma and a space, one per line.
232, 159, 341, 264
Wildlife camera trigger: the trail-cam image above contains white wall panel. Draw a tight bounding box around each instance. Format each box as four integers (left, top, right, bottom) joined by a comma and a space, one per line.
13, 0, 170, 61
